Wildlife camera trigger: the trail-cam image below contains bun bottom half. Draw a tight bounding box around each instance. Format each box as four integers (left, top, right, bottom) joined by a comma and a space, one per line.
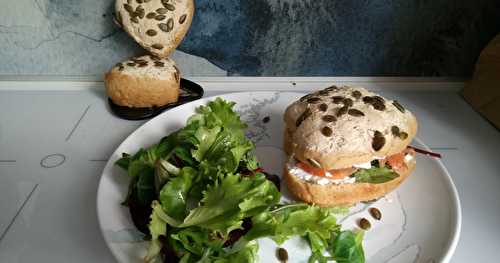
284, 160, 415, 207
105, 73, 180, 108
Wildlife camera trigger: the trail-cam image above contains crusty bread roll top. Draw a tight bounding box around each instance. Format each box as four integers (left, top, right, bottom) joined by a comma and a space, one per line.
284, 85, 418, 170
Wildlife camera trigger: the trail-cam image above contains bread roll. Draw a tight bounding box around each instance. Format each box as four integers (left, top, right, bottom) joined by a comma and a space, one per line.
115, 0, 195, 58
284, 86, 417, 170
104, 55, 180, 107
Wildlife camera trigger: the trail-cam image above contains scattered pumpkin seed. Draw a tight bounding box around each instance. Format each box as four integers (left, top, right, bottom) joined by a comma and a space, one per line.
262, 116, 270, 123
277, 247, 288, 262
399, 132, 408, 140
146, 12, 156, 19
126, 62, 136, 66
158, 23, 169, 32
319, 90, 329, 96
130, 16, 139, 23
154, 61, 164, 67
369, 208, 382, 220
136, 0, 143, 3
359, 218, 371, 230
373, 101, 386, 111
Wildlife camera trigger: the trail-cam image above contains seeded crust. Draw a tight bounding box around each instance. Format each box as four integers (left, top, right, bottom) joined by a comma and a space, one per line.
284, 85, 418, 170
104, 55, 180, 107
284, 157, 416, 206
116, 0, 195, 58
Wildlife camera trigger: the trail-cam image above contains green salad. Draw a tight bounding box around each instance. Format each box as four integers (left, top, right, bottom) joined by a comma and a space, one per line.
116, 98, 365, 263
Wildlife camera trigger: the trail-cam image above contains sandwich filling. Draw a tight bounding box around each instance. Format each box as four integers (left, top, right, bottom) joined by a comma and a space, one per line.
287, 147, 416, 185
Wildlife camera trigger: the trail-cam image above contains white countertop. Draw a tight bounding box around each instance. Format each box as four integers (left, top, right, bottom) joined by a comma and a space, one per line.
0, 78, 499, 263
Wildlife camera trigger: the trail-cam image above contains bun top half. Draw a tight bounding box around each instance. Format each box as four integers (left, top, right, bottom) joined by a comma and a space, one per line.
284, 85, 417, 170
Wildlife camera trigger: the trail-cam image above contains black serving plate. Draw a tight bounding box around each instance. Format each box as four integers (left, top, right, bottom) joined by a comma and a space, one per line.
108, 78, 204, 120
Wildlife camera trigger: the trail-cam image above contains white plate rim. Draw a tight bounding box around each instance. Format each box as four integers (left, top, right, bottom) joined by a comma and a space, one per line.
96, 91, 462, 263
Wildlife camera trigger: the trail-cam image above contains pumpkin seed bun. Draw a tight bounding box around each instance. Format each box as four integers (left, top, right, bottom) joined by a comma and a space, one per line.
104, 55, 180, 107
115, 0, 194, 58
283, 156, 416, 206
284, 85, 418, 170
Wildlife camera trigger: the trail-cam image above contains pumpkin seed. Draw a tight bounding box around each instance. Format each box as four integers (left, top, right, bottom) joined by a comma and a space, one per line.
318, 103, 328, 112
363, 96, 374, 104
348, 109, 364, 117
359, 218, 371, 230
393, 100, 405, 113
144, 0, 151, 2
136, 6, 145, 18
296, 108, 312, 127
146, 29, 157, 36
164, 3, 175, 11
369, 208, 382, 220
307, 97, 321, 104
372, 131, 385, 151
373, 101, 386, 111
391, 126, 400, 136
155, 14, 166, 21
146, 12, 156, 19
126, 62, 136, 66
336, 106, 348, 117
352, 90, 362, 99
179, 14, 187, 24
154, 61, 164, 67
322, 115, 336, 122
138, 63, 148, 67
173, 65, 180, 82
319, 90, 329, 96
277, 247, 288, 262
331, 96, 344, 104
150, 55, 160, 60
325, 85, 338, 91
300, 94, 313, 102
124, 4, 133, 13
156, 8, 168, 14
343, 98, 353, 107
136, 0, 143, 3
399, 132, 408, 140
321, 126, 333, 137
307, 158, 321, 168
262, 116, 270, 123
158, 23, 169, 32
130, 16, 139, 23
152, 43, 163, 49
167, 18, 174, 31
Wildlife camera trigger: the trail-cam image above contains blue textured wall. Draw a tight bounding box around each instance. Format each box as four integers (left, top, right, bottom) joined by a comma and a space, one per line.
0, 0, 499, 76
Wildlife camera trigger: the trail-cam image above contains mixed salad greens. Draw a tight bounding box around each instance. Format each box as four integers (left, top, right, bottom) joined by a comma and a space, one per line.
116, 98, 365, 263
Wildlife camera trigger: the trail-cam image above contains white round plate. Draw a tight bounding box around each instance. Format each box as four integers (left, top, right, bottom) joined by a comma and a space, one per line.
97, 92, 461, 263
